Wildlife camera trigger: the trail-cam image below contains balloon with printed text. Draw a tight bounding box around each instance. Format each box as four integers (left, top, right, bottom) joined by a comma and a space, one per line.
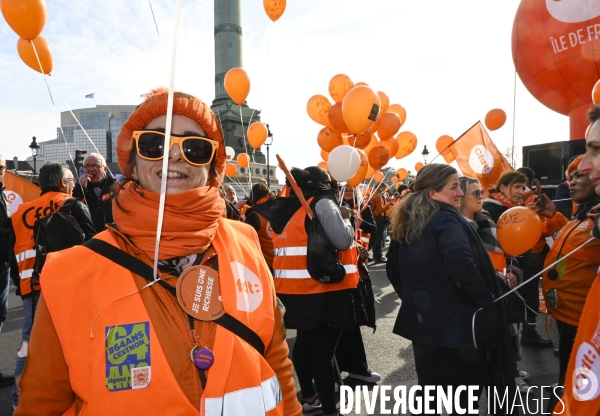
263, 0, 286, 22
496, 207, 543, 256
237, 153, 250, 168
225, 163, 237, 177
368, 146, 390, 170
17, 36, 52, 74
380, 137, 399, 159
317, 127, 343, 152
328, 74, 354, 104
352, 129, 373, 150
1, 0, 47, 40
307, 94, 332, 127
247, 122, 268, 149
436, 135, 456, 163
328, 102, 349, 133
328, 145, 361, 182
377, 91, 390, 115
347, 149, 369, 187
395, 131, 417, 159
484, 109, 507, 131
342, 86, 380, 135
224, 68, 250, 105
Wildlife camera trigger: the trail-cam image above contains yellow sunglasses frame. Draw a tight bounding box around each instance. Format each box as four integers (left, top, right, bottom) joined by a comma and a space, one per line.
132, 130, 219, 167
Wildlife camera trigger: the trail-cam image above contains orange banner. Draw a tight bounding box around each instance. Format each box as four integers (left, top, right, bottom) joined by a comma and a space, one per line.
448, 122, 513, 191
3, 171, 40, 215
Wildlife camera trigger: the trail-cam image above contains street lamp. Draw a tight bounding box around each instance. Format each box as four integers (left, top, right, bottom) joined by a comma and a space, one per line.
421, 145, 429, 164
29, 136, 40, 174
265, 124, 274, 188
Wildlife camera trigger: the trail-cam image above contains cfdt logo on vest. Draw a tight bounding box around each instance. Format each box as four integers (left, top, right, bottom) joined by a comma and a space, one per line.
468, 145, 494, 175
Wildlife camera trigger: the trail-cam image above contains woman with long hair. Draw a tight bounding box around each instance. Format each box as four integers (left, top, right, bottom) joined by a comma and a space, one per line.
386, 164, 515, 412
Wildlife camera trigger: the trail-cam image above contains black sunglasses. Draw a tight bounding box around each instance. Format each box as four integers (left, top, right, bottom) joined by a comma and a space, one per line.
470, 190, 485, 199
132, 130, 219, 166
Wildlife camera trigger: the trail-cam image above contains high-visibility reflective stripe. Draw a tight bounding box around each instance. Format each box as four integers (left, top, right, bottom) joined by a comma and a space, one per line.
204, 375, 282, 415
16, 249, 36, 263
273, 246, 307, 256
360, 237, 369, 243
20, 269, 34, 279
274, 269, 311, 279
344, 264, 357, 274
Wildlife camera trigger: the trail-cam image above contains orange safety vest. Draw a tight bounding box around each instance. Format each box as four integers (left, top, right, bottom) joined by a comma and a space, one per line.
272, 198, 359, 295
554, 275, 600, 415
254, 210, 274, 269
41, 219, 284, 416
542, 217, 600, 326
12, 191, 70, 297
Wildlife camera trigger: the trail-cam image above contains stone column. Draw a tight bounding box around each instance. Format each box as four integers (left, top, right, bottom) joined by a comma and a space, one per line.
213, 0, 243, 106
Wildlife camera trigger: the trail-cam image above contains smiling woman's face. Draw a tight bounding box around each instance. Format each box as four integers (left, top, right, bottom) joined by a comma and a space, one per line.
132, 114, 211, 194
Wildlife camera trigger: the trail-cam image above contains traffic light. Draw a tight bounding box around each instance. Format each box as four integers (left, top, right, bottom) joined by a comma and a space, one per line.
75, 149, 87, 172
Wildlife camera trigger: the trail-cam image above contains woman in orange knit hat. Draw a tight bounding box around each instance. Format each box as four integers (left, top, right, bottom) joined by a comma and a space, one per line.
15, 89, 300, 416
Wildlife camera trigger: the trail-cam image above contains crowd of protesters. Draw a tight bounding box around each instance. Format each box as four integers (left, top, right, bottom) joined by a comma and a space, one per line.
1, 91, 600, 415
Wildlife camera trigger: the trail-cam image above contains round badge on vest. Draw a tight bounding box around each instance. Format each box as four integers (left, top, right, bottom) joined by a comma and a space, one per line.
176, 265, 225, 321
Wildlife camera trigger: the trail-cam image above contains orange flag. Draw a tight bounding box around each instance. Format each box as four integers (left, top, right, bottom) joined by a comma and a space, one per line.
3, 171, 40, 216
448, 121, 513, 191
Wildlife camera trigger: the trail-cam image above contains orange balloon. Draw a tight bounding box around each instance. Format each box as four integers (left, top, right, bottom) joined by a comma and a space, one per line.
484, 109, 507, 131
17, 36, 52, 74
362, 134, 379, 156
321, 149, 330, 161
328, 74, 354, 104
224, 68, 250, 105
364, 165, 375, 180
380, 138, 399, 159
436, 135, 455, 164
342, 86, 380, 135
350, 129, 372, 149
355, 82, 369, 87
377, 113, 402, 140
396, 131, 418, 159
391, 177, 399, 184
237, 153, 250, 168
347, 149, 369, 187
415, 162, 424, 172
397, 168, 408, 180
368, 146, 390, 170
263, 0, 286, 21
496, 207, 544, 256
317, 161, 328, 171
374, 171, 384, 182
224, 163, 237, 177
1, 0, 47, 40
593, 79, 600, 106
377, 91, 389, 114
247, 122, 268, 149
307, 94, 332, 127
317, 127, 343, 152
328, 102, 349, 133
387, 104, 407, 125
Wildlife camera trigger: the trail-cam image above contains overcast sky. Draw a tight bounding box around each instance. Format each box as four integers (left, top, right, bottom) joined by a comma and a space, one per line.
0, 0, 569, 179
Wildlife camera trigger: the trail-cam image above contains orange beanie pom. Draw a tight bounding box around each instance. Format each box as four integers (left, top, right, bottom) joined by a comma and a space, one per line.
117, 88, 226, 186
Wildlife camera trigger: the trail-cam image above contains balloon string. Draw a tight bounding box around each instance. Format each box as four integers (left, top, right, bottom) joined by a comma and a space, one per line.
361, 169, 392, 212
225, 174, 246, 195
511, 69, 517, 169
148, 0, 160, 36
153, 0, 182, 281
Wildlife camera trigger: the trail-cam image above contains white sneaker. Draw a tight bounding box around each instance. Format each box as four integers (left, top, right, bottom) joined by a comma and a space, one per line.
347, 370, 381, 383
515, 376, 530, 393
301, 397, 322, 413
519, 370, 530, 380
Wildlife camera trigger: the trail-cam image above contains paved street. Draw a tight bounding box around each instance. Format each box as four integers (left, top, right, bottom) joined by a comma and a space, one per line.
0, 248, 561, 415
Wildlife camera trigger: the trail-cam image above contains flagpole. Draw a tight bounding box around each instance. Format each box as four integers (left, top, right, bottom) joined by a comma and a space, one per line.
428, 120, 480, 164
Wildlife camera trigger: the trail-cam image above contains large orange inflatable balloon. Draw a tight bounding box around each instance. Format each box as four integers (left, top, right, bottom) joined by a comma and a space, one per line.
377, 91, 390, 114
387, 104, 407, 125
225, 163, 237, 177
593, 79, 600, 106
247, 122, 268, 149
368, 146, 390, 170
317, 127, 343, 152
380, 137, 399, 159
307, 94, 332, 127
377, 112, 402, 140
373, 171, 384, 183
497, 207, 544, 256
396, 131, 418, 159
224, 68, 250, 105
17, 36, 52, 74
342, 86, 380, 135
415, 162, 424, 172
512, 0, 600, 140
237, 153, 250, 168
328, 102, 349, 133
397, 168, 408, 180
263, 0, 286, 22
317, 161, 328, 171
328, 74, 354, 104
321, 149, 330, 161
1, 0, 47, 40
352, 129, 373, 150
484, 109, 507, 131
347, 149, 368, 187
436, 135, 455, 164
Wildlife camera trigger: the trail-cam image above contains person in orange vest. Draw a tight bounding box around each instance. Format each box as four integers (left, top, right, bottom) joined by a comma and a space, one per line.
552, 106, 600, 415
10, 162, 96, 410
14, 89, 300, 416
244, 182, 276, 272
369, 184, 391, 264
271, 166, 358, 416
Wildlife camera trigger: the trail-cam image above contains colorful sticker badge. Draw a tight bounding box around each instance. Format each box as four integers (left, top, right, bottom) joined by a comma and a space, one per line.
105, 322, 151, 391
546, 289, 558, 309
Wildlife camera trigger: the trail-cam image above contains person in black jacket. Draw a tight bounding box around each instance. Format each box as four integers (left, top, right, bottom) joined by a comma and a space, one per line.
386, 164, 516, 413
73, 153, 115, 232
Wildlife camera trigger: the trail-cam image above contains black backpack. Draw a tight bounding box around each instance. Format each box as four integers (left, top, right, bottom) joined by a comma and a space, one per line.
32, 198, 85, 287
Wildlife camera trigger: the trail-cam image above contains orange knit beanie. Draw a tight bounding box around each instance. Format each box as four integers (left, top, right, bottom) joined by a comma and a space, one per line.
567, 154, 584, 178
117, 88, 225, 186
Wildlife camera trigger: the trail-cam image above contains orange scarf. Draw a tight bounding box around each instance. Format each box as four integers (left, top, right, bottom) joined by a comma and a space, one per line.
490, 192, 518, 208
112, 183, 225, 259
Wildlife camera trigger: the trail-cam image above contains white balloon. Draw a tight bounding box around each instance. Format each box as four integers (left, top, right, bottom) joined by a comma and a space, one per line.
327, 145, 361, 182
225, 146, 235, 161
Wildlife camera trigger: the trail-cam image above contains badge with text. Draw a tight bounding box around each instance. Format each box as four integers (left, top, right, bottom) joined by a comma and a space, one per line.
105, 321, 151, 391
176, 265, 225, 321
